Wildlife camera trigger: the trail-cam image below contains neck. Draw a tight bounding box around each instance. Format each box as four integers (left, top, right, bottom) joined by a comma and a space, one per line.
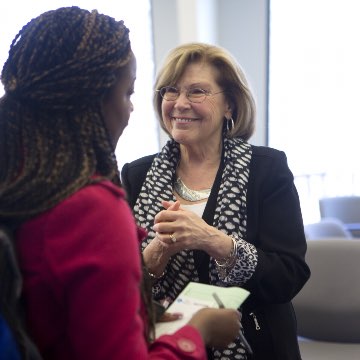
176, 142, 222, 191
178, 141, 222, 171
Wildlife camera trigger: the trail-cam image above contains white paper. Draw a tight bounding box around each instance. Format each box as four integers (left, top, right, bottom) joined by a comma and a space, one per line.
155, 282, 250, 338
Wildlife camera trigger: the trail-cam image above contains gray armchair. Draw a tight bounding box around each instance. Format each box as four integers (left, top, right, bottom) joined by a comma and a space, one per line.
319, 196, 360, 237
304, 218, 352, 240
293, 239, 360, 359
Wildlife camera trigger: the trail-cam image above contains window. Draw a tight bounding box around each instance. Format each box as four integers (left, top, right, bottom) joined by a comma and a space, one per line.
269, 0, 360, 224
0, 0, 158, 170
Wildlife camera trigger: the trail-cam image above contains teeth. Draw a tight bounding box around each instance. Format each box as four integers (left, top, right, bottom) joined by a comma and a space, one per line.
174, 118, 193, 122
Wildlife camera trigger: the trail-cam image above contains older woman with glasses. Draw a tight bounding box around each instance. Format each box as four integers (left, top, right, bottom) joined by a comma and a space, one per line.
121, 42, 310, 360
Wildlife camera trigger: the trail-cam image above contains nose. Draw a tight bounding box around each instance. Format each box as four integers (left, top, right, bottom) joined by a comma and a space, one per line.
173, 91, 191, 109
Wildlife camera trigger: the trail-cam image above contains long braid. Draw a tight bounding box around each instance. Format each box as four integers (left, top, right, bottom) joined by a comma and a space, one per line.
0, 7, 130, 222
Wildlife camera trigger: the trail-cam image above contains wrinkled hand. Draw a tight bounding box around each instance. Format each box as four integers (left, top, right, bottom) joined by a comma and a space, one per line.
188, 308, 241, 348
153, 200, 213, 252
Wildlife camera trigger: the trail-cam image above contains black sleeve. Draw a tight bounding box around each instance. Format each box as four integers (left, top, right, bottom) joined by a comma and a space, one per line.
120, 154, 155, 209
120, 162, 134, 208
245, 148, 310, 304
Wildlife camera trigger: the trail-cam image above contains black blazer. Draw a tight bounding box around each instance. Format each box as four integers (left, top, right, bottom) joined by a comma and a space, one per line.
121, 145, 310, 360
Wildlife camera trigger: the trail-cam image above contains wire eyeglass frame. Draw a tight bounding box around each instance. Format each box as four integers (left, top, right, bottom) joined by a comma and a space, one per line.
157, 86, 225, 103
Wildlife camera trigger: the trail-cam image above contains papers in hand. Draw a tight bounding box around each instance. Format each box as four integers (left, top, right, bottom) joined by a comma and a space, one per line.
155, 282, 250, 338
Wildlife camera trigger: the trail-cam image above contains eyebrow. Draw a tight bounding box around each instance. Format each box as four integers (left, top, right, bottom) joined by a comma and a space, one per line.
174, 83, 214, 89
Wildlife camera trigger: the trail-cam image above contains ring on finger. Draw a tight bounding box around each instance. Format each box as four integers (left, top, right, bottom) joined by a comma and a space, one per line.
169, 233, 177, 243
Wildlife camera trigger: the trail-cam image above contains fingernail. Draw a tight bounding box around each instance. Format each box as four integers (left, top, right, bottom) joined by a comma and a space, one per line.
171, 312, 183, 319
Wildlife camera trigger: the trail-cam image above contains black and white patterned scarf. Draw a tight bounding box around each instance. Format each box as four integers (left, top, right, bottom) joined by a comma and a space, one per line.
133, 137, 258, 359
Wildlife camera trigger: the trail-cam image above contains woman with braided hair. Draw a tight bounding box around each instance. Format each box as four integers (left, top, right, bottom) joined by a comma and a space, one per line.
0, 7, 241, 360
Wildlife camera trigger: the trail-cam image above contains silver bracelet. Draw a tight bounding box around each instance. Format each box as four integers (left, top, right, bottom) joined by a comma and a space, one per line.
215, 235, 237, 266
146, 267, 166, 280
215, 236, 237, 277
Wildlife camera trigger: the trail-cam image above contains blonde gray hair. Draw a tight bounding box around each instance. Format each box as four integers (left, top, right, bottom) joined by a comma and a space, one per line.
153, 42, 256, 140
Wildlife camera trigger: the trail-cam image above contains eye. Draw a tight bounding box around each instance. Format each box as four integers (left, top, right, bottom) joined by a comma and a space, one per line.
187, 88, 207, 101
159, 86, 179, 100
188, 88, 207, 95
164, 87, 178, 95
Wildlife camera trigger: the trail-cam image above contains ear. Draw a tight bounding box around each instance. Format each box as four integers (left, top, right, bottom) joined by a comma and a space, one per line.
224, 102, 233, 119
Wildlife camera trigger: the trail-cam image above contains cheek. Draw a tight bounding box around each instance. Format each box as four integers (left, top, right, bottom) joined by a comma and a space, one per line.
161, 102, 173, 126
103, 98, 128, 137
161, 101, 171, 118
207, 98, 219, 114
207, 100, 226, 123
115, 97, 132, 122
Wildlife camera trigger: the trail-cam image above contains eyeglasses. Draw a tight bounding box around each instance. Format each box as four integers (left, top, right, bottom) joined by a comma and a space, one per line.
157, 86, 224, 103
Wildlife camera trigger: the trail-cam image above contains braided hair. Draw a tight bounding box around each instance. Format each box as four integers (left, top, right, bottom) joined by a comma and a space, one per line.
0, 5, 156, 343
0, 6, 130, 224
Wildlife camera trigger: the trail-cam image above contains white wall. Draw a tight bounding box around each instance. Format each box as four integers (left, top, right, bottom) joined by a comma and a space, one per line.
151, 0, 269, 147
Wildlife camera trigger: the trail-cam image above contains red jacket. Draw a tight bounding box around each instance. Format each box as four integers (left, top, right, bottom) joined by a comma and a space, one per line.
15, 180, 205, 360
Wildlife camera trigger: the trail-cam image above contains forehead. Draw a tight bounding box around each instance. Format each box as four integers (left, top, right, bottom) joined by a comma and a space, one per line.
177, 62, 220, 86
122, 52, 137, 80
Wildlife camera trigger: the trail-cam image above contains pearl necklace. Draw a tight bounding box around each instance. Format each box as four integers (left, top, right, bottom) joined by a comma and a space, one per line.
174, 177, 211, 202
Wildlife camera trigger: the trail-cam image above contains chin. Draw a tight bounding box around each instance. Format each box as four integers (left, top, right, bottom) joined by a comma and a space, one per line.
171, 130, 191, 142
112, 132, 123, 148
172, 136, 194, 146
